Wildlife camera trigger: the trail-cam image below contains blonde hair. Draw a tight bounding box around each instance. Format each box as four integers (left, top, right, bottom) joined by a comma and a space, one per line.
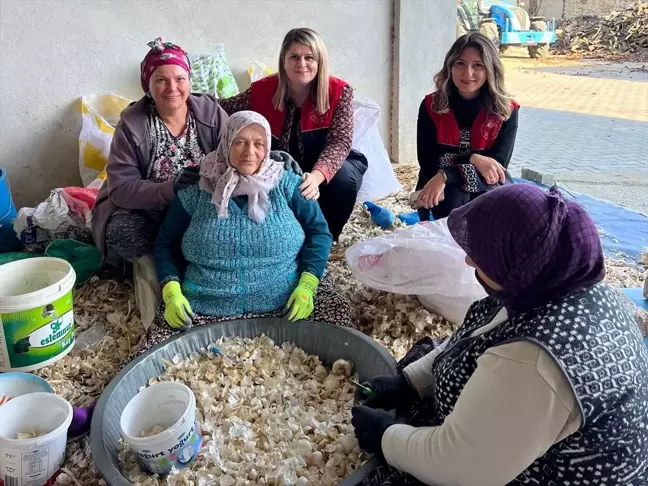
272, 28, 331, 115
433, 33, 513, 120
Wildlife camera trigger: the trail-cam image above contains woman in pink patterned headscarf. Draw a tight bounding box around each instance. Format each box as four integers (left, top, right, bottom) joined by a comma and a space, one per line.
92, 37, 300, 269
91, 37, 229, 269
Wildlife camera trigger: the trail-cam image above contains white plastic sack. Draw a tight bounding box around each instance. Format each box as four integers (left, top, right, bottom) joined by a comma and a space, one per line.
352, 98, 402, 203
79, 92, 132, 187
248, 60, 273, 83
346, 219, 486, 323
13, 189, 95, 245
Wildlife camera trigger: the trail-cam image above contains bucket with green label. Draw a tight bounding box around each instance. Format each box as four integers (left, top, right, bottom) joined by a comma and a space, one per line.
0, 257, 76, 372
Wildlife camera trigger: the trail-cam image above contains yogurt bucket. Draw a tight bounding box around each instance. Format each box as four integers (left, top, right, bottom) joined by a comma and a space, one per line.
0, 258, 76, 372
119, 382, 201, 474
0, 372, 53, 406
0, 392, 73, 486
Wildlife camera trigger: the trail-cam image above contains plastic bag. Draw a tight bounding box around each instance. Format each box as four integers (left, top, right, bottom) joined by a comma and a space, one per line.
0, 252, 39, 267
248, 60, 273, 83
346, 219, 486, 323
189, 44, 239, 99
13, 188, 98, 247
352, 99, 402, 203
45, 239, 102, 285
73, 320, 106, 351
79, 92, 132, 187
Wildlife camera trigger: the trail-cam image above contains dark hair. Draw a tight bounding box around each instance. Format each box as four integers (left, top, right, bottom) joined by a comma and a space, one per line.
433, 33, 513, 119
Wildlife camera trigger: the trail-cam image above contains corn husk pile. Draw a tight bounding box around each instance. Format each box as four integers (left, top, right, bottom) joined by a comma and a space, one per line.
553, 2, 648, 60
34, 163, 647, 485
118, 338, 365, 486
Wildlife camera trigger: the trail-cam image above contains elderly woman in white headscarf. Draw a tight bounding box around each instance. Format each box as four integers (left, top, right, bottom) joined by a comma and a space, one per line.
138, 111, 354, 353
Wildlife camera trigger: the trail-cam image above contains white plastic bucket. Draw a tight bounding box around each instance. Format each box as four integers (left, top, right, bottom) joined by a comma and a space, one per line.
0, 392, 73, 486
120, 382, 201, 474
0, 258, 76, 372
0, 373, 53, 406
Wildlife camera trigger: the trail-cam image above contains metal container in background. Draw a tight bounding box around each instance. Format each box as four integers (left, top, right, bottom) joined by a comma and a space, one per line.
90, 318, 398, 486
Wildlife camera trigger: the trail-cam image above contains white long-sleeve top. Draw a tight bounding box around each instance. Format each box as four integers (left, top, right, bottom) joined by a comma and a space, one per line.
381, 310, 582, 486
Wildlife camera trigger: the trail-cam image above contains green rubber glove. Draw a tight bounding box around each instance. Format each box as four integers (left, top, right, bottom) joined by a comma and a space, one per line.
162, 281, 194, 329
286, 272, 319, 321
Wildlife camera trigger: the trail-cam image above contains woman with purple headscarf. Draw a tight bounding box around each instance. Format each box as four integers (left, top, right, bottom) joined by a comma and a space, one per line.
351, 185, 648, 486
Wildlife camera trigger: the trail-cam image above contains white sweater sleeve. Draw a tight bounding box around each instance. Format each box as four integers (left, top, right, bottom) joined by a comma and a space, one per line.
403, 308, 509, 397
381, 341, 581, 486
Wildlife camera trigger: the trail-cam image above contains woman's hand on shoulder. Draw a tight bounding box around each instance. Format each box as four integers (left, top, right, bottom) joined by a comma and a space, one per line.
173, 166, 201, 194
470, 154, 505, 185
269, 151, 303, 176
299, 170, 326, 201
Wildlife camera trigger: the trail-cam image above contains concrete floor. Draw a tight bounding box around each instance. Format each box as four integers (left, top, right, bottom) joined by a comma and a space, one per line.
502, 52, 648, 214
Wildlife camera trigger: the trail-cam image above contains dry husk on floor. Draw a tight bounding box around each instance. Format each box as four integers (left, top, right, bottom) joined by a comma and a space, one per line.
35, 164, 647, 485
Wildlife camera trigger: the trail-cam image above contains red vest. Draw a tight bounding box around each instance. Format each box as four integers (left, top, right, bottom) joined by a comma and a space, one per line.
249, 74, 348, 139
424, 92, 519, 151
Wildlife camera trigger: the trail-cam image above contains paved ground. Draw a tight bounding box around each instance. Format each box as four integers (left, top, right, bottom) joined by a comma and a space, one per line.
502, 51, 648, 214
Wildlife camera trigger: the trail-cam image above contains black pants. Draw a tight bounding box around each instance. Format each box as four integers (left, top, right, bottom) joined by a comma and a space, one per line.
315, 151, 367, 240
416, 178, 482, 221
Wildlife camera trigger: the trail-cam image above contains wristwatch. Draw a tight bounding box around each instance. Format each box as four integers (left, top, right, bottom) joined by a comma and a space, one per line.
437, 169, 448, 183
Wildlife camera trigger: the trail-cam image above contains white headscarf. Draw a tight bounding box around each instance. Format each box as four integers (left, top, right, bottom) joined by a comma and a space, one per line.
199, 111, 284, 223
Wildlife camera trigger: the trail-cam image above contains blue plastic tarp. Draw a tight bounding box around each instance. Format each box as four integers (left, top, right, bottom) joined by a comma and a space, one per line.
623, 288, 648, 311
398, 181, 646, 263
513, 179, 647, 263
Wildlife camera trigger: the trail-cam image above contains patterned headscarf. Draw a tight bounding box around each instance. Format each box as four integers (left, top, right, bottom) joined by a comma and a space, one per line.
448, 184, 605, 316
199, 111, 284, 223
140, 37, 191, 93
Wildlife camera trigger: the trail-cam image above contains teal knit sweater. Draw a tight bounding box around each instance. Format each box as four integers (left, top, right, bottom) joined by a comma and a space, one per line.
154, 171, 332, 316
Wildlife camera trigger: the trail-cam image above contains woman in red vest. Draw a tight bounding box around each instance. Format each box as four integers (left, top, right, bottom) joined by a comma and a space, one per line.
220, 28, 367, 240
414, 32, 519, 221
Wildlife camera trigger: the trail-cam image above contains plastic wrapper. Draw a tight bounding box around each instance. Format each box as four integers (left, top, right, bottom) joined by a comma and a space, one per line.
79, 92, 132, 187
346, 219, 487, 323
352, 98, 402, 203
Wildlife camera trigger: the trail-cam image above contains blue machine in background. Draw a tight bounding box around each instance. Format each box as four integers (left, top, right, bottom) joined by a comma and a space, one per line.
457, 0, 557, 58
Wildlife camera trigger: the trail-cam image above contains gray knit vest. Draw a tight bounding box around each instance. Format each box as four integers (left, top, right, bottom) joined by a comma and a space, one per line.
432, 283, 648, 485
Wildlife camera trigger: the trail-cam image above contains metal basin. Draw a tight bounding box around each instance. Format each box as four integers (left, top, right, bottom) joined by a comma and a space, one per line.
90, 318, 397, 485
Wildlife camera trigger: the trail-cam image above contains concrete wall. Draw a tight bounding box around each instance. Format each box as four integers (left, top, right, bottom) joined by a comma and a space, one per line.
391, 0, 457, 165
0, 0, 393, 207
563, 0, 635, 18
538, 0, 636, 19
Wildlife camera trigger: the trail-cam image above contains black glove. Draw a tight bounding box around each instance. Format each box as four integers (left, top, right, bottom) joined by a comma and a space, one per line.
361, 374, 416, 410
351, 405, 396, 454
173, 165, 201, 193
270, 150, 303, 176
